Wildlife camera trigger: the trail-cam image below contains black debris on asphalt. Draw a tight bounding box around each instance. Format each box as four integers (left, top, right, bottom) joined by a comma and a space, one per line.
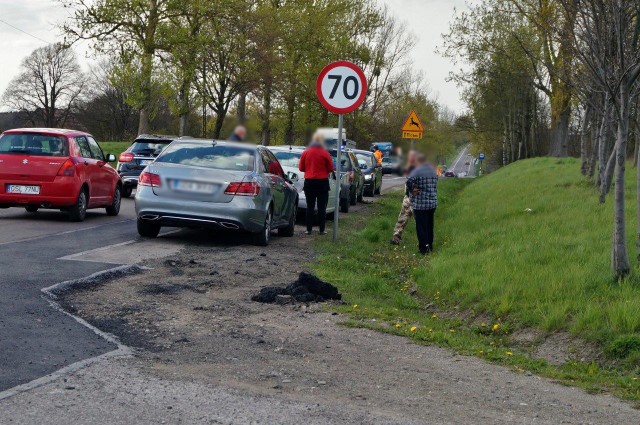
252, 272, 342, 304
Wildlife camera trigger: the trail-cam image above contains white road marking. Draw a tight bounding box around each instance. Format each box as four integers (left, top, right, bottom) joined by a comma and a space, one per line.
0, 219, 133, 247
58, 230, 182, 264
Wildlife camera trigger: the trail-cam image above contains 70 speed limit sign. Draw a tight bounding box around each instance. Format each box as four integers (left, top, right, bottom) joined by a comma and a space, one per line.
316, 61, 368, 114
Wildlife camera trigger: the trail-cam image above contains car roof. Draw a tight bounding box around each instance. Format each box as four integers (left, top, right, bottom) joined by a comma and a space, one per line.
175, 138, 260, 150
352, 149, 374, 156
268, 145, 305, 152
2, 128, 91, 137
135, 134, 177, 142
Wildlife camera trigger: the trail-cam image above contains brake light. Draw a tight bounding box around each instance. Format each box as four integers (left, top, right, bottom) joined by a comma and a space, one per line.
119, 152, 135, 163
139, 172, 161, 187
225, 182, 260, 196
57, 159, 76, 177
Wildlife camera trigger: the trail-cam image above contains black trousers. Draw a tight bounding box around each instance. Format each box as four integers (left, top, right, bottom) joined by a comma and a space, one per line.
414, 209, 436, 253
304, 189, 329, 232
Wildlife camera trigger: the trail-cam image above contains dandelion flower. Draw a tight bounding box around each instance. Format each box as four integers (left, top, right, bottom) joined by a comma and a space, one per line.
506, 351, 513, 356
353, 304, 359, 309
492, 324, 500, 331
410, 326, 417, 332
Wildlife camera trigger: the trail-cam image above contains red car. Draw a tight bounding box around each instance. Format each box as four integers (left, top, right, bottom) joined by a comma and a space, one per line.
0, 128, 122, 221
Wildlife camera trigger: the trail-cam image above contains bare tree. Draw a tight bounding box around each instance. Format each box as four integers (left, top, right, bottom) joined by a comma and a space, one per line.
568, 0, 640, 277
2, 43, 85, 128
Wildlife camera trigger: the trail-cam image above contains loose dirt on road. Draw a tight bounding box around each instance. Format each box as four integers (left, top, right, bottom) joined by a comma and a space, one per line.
52, 216, 640, 424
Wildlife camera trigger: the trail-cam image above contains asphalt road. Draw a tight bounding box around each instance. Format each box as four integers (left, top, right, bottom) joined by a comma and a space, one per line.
448, 144, 475, 177
0, 175, 406, 393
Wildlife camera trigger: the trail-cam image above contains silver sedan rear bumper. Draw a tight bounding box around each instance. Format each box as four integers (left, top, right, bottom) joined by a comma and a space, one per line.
135, 186, 267, 233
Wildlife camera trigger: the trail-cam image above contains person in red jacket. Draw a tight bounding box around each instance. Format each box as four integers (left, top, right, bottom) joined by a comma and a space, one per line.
299, 133, 335, 235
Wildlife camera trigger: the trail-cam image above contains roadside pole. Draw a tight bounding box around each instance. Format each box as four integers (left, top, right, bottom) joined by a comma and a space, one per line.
333, 114, 343, 242
316, 61, 367, 243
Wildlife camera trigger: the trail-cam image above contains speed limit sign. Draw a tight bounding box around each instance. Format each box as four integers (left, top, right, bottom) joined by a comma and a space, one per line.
316, 61, 367, 243
316, 61, 367, 114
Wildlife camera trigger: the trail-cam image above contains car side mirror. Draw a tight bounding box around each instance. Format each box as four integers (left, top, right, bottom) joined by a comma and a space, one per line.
286, 171, 299, 182
106, 153, 116, 162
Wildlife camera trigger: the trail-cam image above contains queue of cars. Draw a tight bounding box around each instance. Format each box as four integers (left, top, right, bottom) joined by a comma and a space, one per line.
0, 128, 386, 246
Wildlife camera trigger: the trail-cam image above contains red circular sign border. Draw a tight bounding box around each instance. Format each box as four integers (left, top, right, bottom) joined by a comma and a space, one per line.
316, 61, 368, 114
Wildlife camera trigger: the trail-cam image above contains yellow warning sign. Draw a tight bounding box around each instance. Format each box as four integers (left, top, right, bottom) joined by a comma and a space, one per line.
401, 110, 424, 139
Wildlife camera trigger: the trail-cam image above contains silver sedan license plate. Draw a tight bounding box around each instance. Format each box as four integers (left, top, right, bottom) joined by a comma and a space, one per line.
172, 180, 215, 194
7, 185, 40, 195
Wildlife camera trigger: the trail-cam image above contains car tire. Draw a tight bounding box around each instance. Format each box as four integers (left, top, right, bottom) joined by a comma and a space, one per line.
340, 196, 350, 213
25, 206, 39, 213
122, 186, 133, 198
254, 208, 272, 246
106, 186, 122, 216
68, 189, 88, 222
350, 186, 357, 206
278, 204, 297, 237
137, 218, 161, 238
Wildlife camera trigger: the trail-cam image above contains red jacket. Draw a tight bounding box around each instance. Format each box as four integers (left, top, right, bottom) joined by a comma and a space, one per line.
299, 145, 334, 179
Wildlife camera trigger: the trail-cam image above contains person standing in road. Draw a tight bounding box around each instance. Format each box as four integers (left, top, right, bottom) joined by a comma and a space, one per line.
298, 133, 335, 236
406, 153, 438, 254
373, 145, 383, 165
390, 150, 418, 245
228, 125, 247, 142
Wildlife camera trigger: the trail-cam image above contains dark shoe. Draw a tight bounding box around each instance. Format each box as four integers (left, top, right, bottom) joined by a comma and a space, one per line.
390, 238, 400, 245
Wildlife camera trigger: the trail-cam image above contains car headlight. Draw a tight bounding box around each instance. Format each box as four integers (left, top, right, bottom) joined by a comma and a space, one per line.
365, 174, 373, 181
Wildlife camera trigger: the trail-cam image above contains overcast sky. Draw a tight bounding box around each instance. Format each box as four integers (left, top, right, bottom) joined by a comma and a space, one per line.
0, 0, 474, 113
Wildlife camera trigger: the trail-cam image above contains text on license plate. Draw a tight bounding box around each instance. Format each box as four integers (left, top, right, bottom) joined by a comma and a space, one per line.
139, 160, 152, 166
171, 180, 215, 194
7, 185, 40, 195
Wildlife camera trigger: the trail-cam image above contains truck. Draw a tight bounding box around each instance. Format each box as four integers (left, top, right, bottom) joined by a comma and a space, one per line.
318, 128, 356, 150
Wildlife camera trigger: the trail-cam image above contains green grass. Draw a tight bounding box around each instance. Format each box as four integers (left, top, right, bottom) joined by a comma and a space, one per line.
313, 157, 640, 401
98, 141, 130, 159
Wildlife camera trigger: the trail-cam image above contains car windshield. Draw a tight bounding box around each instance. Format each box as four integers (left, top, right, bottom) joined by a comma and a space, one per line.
330, 150, 352, 171
273, 151, 302, 168
0, 133, 68, 157
156, 143, 255, 171
131, 140, 172, 156
355, 153, 373, 169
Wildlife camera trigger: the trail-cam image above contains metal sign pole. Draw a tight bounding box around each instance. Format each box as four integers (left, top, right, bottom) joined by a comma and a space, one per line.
333, 114, 343, 242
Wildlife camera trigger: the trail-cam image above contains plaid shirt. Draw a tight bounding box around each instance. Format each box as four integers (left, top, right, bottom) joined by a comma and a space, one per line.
406, 164, 438, 210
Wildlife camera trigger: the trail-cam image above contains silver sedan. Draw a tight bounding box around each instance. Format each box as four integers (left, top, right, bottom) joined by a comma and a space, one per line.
135, 139, 298, 246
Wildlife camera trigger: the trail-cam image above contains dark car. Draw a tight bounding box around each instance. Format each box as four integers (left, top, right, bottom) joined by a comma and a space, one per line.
353, 149, 382, 196
444, 171, 457, 178
116, 134, 175, 197
382, 156, 403, 175
330, 149, 365, 206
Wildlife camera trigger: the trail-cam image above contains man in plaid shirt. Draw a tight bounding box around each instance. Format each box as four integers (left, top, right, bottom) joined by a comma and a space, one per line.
405, 153, 438, 254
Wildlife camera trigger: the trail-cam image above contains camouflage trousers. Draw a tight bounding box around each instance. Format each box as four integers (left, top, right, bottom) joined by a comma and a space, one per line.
392, 195, 413, 242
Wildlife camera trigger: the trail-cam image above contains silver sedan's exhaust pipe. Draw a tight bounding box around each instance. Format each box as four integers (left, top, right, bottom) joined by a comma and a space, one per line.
141, 214, 160, 221
219, 222, 240, 230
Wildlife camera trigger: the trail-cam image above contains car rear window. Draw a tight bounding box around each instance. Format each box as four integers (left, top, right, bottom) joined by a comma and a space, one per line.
273, 151, 302, 168
130, 140, 172, 156
0, 133, 68, 157
156, 143, 256, 171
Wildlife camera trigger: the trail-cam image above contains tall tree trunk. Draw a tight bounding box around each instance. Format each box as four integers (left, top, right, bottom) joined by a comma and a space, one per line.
284, 96, 295, 145
237, 93, 246, 125
261, 84, 272, 146
581, 104, 593, 175
138, 50, 154, 135
549, 105, 570, 157
612, 84, 631, 277
213, 109, 225, 140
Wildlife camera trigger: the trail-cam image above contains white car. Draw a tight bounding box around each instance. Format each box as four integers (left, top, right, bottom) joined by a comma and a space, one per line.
269, 146, 351, 213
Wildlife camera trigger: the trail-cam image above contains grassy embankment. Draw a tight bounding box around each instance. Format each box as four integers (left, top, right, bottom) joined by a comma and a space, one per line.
314, 157, 640, 401
98, 141, 130, 160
